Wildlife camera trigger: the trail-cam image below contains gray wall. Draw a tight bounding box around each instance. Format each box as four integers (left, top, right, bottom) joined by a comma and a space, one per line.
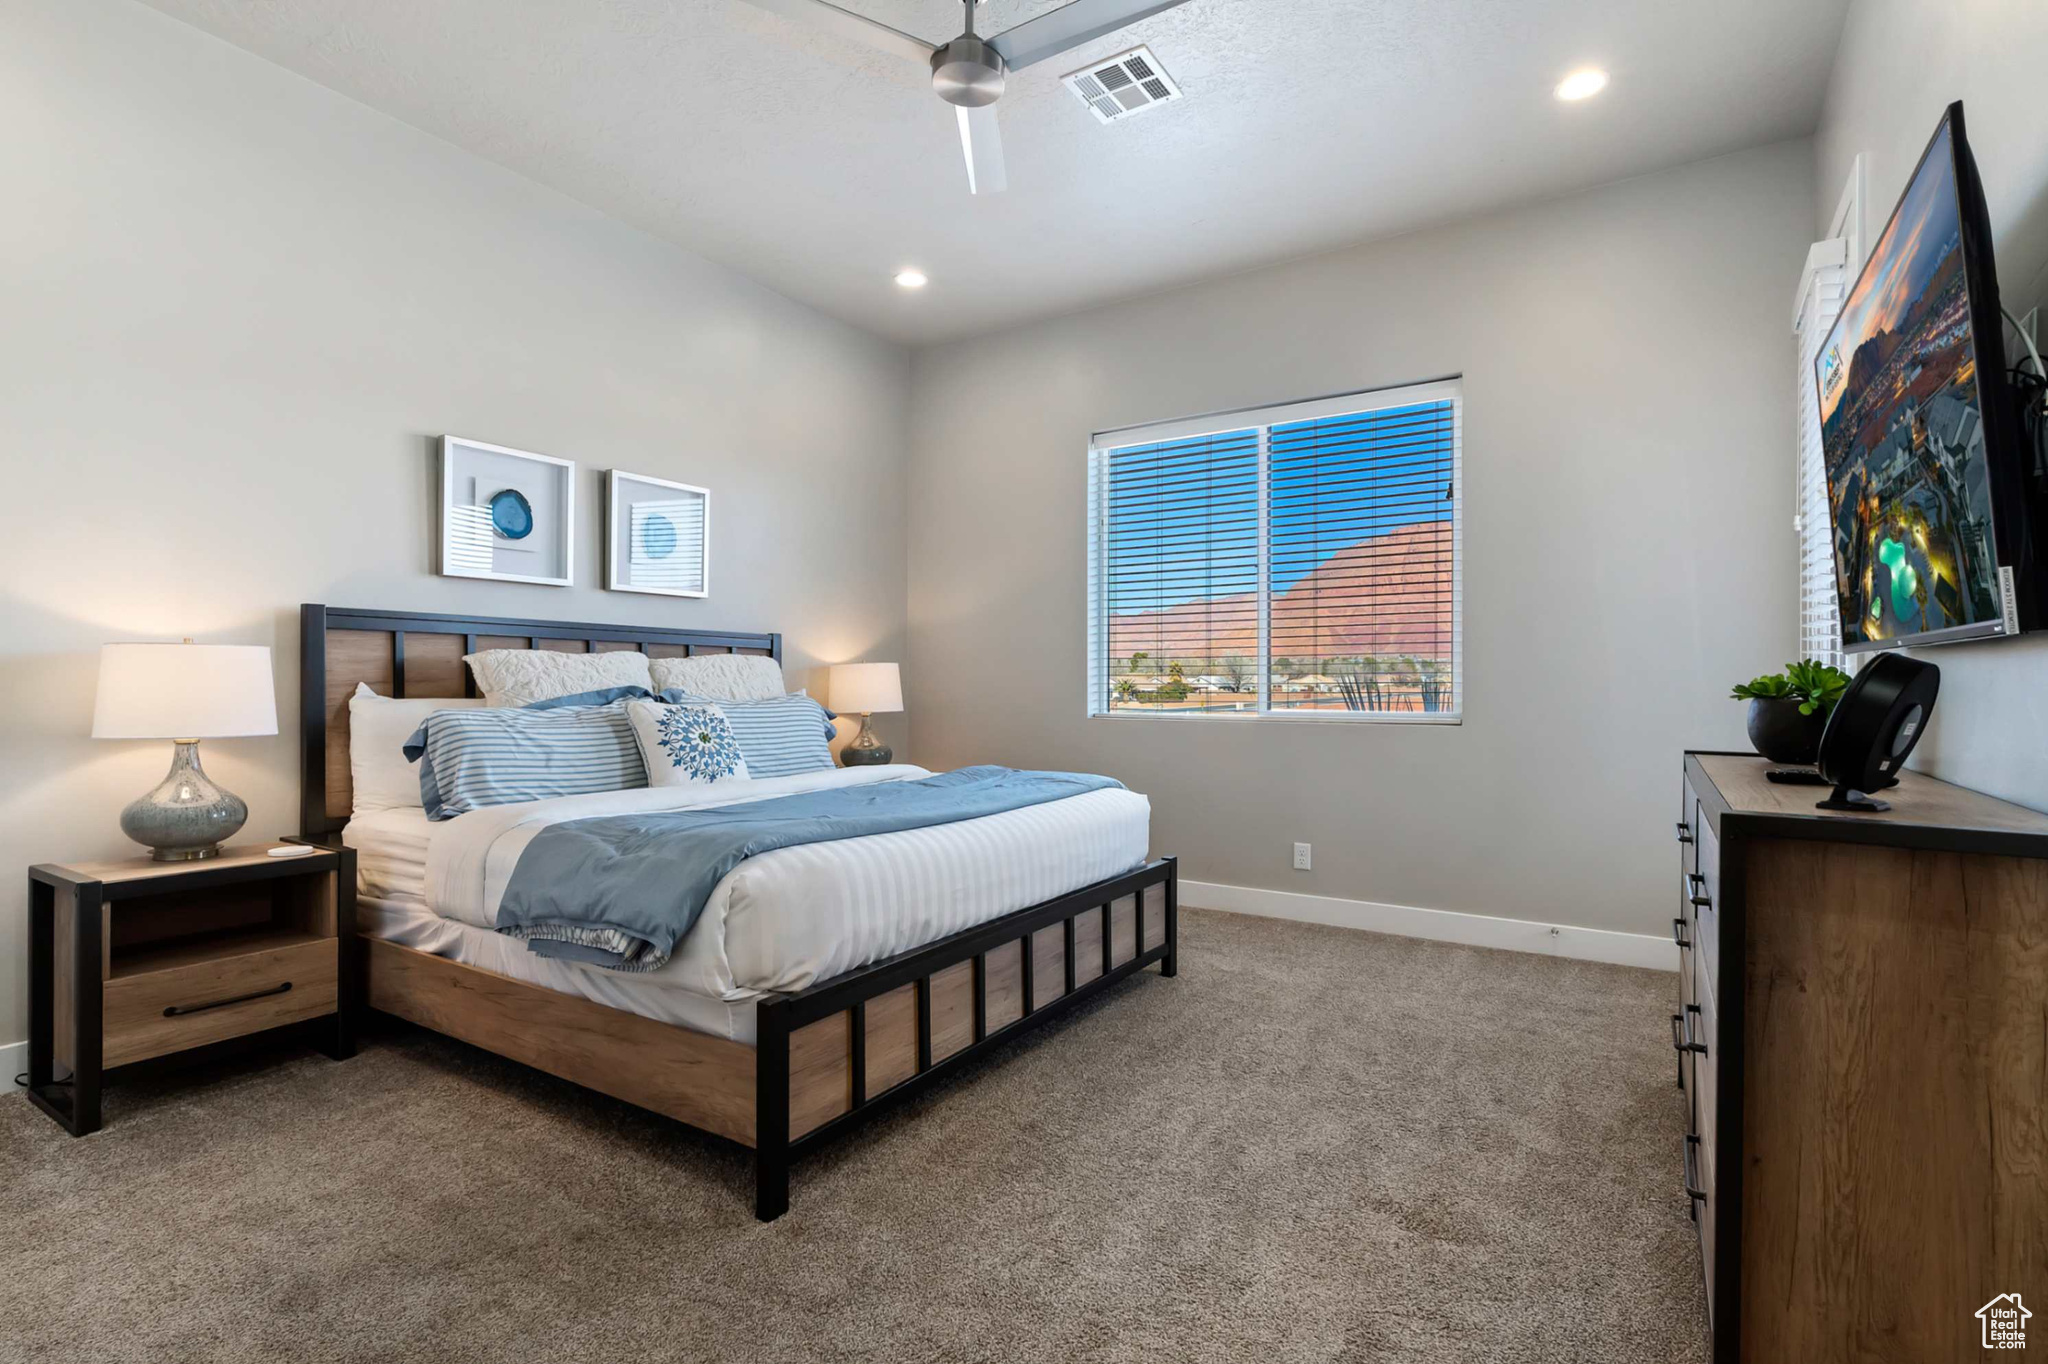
907, 140, 1816, 937
1816, 0, 2048, 811
0, 0, 909, 1045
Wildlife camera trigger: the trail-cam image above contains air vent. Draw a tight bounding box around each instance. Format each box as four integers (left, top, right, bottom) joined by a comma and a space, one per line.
1062, 45, 1182, 124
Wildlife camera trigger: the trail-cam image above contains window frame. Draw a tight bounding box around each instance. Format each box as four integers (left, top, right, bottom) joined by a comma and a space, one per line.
1793, 160, 1861, 670
1085, 377, 1464, 725
1794, 241, 1848, 669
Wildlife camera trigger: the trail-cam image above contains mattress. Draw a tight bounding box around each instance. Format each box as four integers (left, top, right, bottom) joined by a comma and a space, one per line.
349, 805, 434, 907
342, 766, 1151, 1043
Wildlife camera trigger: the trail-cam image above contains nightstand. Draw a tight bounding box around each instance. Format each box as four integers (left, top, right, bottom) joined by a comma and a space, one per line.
25, 843, 358, 1136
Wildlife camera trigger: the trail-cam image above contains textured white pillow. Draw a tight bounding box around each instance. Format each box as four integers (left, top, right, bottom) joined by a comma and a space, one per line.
647, 653, 786, 702
465, 648, 654, 708
624, 698, 751, 789
347, 683, 485, 813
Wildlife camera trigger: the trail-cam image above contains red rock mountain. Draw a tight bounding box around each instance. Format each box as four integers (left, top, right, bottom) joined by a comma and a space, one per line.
1108, 520, 1452, 664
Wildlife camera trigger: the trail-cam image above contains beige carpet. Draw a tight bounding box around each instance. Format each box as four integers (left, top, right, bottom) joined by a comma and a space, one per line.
3, 909, 1708, 1364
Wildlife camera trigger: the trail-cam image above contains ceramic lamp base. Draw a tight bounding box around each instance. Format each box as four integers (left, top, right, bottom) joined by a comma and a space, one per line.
120, 740, 248, 861
841, 713, 893, 767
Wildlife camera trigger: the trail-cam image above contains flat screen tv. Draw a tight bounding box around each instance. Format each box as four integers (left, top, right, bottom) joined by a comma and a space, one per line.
1815, 100, 2042, 651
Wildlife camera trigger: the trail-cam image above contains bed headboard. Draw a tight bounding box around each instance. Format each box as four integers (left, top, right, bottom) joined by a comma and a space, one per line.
299, 604, 782, 840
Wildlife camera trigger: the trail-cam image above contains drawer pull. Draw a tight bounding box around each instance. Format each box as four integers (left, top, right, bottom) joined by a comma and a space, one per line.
1675, 822, 1693, 844
1672, 918, 1692, 949
1684, 1135, 1708, 1205
163, 981, 293, 1018
1670, 1006, 1707, 1055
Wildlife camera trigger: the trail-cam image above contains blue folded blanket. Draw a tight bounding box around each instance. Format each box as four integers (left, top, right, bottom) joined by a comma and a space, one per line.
498, 765, 1124, 971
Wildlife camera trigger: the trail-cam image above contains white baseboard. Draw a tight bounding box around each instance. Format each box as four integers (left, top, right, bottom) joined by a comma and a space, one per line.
0, 1039, 24, 1086
1180, 880, 1677, 971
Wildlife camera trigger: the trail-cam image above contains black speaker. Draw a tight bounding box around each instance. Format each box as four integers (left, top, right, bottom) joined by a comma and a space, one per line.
1813, 652, 1941, 812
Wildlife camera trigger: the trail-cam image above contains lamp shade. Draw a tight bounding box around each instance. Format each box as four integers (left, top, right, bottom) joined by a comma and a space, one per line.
92, 642, 278, 740
829, 662, 902, 715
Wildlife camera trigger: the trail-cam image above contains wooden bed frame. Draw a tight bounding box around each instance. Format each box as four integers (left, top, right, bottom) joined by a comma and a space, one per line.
299, 604, 1177, 1220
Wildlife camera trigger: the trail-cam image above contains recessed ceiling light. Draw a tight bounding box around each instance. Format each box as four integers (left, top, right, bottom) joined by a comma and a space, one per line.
1555, 68, 1609, 102
895, 269, 929, 289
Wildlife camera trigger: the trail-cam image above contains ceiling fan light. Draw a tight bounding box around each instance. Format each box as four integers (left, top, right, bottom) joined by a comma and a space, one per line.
931, 36, 1006, 108
895, 269, 929, 289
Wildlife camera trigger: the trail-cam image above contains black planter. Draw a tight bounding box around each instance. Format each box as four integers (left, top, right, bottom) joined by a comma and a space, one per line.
1746, 697, 1825, 765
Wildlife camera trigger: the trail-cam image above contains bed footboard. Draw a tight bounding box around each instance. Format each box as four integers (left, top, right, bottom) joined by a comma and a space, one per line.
752, 856, 1177, 1220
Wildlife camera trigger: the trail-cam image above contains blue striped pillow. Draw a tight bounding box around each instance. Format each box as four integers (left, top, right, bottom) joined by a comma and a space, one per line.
402, 700, 647, 820
661, 691, 836, 779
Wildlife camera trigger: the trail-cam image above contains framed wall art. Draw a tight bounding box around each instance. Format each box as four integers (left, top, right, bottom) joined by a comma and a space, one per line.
607, 470, 709, 598
438, 436, 575, 586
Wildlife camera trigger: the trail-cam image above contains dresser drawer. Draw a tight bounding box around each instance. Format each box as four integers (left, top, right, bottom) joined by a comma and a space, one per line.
1690, 950, 1718, 1183
1675, 783, 1699, 1005
1674, 782, 1701, 1104
1675, 780, 1698, 873
1683, 951, 1720, 1332
1675, 875, 1698, 1009
1686, 1131, 1716, 1325
102, 938, 338, 1067
1672, 1001, 1704, 1118
1690, 816, 1720, 994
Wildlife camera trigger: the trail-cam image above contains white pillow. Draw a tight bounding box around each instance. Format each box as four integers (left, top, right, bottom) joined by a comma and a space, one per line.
465, 648, 654, 708
347, 683, 485, 813
624, 698, 751, 790
648, 654, 786, 703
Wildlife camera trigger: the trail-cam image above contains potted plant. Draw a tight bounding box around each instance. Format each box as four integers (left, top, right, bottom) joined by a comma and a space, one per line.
1730, 661, 1852, 764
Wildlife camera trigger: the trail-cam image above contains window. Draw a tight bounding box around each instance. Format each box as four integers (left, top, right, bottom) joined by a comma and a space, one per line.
1794, 241, 1848, 668
1086, 379, 1462, 721
1793, 165, 1860, 669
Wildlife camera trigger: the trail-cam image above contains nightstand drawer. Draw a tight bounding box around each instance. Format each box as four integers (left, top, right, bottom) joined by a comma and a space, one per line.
102, 938, 338, 1066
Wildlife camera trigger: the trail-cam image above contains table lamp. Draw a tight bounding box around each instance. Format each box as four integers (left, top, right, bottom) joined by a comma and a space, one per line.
829, 662, 901, 767
92, 640, 278, 860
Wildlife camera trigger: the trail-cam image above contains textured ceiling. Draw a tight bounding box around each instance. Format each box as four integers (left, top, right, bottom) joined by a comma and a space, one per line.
136, 0, 1851, 345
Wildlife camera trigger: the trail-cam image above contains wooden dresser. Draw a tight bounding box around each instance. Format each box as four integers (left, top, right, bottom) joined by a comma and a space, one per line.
1674, 752, 2046, 1362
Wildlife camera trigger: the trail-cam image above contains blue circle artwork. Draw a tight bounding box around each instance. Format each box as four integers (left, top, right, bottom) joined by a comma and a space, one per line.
489, 488, 534, 540
639, 512, 677, 560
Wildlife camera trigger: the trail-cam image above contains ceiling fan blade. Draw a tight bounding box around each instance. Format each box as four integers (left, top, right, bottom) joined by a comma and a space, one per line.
736, 0, 935, 65
986, 0, 1194, 71
956, 103, 1007, 195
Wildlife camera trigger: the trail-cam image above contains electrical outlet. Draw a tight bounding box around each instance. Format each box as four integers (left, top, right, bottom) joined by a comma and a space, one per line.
1292, 842, 1311, 871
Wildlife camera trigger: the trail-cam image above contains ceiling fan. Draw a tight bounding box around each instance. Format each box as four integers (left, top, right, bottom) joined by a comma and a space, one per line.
739, 0, 1195, 194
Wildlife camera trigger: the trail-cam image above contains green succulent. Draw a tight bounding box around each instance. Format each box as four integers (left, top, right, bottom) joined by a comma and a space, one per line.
1731, 661, 1853, 716
1730, 673, 1792, 701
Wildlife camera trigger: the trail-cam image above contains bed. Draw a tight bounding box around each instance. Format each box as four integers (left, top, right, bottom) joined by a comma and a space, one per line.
299, 604, 1177, 1219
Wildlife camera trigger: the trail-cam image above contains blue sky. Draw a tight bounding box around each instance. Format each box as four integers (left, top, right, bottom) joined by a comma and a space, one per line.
1105, 400, 1455, 615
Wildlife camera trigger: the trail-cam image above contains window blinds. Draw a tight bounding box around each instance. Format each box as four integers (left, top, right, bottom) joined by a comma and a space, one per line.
1087, 380, 1462, 721
1267, 402, 1458, 713
1095, 427, 1261, 702
1794, 239, 1849, 668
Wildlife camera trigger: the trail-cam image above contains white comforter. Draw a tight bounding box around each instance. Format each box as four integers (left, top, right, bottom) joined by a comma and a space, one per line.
424, 764, 1151, 1000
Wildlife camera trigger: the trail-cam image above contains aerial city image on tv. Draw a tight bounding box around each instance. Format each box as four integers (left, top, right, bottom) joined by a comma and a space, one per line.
1816, 120, 1999, 645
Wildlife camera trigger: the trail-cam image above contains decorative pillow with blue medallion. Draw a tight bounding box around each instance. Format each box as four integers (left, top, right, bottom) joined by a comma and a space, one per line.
624, 699, 751, 789
659, 690, 837, 778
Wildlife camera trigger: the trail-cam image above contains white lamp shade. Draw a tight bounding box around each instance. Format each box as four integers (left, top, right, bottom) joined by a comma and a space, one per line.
92, 642, 278, 740
830, 662, 902, 714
